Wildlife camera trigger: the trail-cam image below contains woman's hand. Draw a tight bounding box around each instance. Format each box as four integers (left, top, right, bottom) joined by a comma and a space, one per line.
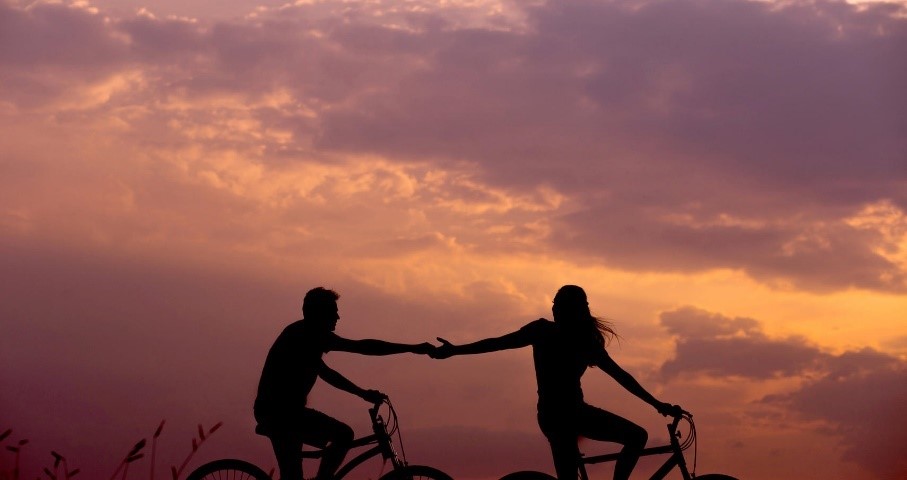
657, 402, 684, 418
430, 337, 456, 359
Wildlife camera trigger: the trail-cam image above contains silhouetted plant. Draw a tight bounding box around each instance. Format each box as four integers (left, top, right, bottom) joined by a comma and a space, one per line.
4, 436, 29, 480
169, 422, 222, 480
109, 439, 146, 480
150, 420, 165, 480
0, 429, 12, 480
40, 451, 80, 480
3, 420, 222, 480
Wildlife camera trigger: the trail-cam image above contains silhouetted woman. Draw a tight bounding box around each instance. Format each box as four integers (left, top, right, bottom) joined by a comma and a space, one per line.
432, 285, 679, 480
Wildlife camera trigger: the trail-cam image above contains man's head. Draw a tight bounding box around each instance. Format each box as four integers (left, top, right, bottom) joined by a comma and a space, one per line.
302, 287, 340, 331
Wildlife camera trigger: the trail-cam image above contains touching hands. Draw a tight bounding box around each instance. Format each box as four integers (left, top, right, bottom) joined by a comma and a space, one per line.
413, 342, 436, 355
429, 337, 456, 359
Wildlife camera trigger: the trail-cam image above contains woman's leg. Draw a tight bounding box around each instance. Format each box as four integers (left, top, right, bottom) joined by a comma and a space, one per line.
539, 410, 581, 480
545, 430, 581, 480
577, 405, 647, 480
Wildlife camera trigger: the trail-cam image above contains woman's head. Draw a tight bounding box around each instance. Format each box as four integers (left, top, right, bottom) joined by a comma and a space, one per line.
552, 285, 616, 351
552, 284, 590, 322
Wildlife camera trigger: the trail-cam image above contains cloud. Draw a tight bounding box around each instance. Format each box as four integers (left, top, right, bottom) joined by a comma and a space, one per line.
1, 0, 905, 293
553, 200, 907, 292
312, 0, 907, 291
659, 306, 828, 379
0, 1, 125, 68
658, 305, 907, 479
764, 351, 907, 479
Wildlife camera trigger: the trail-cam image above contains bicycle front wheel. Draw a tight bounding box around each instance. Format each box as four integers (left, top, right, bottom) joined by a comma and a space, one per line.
186, 459, 271, 480
380, 465, 454, 480
498, 471, 557, 480
695, 475, 739, 480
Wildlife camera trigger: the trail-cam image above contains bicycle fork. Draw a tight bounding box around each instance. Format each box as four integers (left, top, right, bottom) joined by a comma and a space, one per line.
648, 423, 692, 480
374, 414, 406, 469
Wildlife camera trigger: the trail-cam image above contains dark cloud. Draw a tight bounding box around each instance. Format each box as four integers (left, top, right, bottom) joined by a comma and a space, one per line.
1, 0, 905, 294
118, 13, 206, 61
310, 0, 907, 291
0, 2, 127, 67
0, 1, 130, 108
553, 204, 907, 292
764, 353, 907, 479
659, 306, 828, 379
315, 0, 906, 182
658, 305, 907, 479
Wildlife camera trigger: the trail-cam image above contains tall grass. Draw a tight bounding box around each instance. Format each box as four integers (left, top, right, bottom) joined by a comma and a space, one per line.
44, 451, 81, 480
1, 421, 223, 480
169, 422, 222, 480
1, 429, 27, 480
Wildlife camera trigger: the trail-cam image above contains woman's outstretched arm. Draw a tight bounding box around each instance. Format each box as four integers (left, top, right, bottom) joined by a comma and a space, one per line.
432, 326, 535, 359
594, 349, 676, 415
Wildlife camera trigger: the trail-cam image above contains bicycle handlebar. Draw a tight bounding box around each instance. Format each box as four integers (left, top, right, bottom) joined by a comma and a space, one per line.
368, 396, 395, 420
661, 404, 691, 420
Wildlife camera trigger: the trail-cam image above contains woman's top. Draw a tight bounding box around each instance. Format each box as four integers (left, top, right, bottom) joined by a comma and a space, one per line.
518, 319, 593, 414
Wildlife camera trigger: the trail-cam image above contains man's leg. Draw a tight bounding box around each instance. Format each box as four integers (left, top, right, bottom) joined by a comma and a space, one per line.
298, 409, 354, 480
577, 404, 647, 480
270, 436, 303, 480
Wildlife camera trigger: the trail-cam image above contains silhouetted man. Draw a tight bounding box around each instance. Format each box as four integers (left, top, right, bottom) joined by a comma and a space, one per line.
255, 287, 433, 480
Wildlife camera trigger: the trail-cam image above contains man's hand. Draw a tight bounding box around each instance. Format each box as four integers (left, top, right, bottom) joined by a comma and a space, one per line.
429, 337, 456, 359
656, 402, 684, 418
362, 389, 387, 404
412, 342, 436, 355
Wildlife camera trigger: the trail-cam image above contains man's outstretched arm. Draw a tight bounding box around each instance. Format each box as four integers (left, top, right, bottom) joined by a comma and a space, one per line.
331, 336, 434, 356
318, 361, 386, 402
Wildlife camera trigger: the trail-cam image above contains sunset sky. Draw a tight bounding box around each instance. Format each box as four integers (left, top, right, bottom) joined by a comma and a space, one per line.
1, 0, 905, 479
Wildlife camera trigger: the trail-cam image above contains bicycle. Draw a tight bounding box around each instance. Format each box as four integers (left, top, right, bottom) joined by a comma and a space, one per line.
498, 409, 738, 480
186, 397, 452, 480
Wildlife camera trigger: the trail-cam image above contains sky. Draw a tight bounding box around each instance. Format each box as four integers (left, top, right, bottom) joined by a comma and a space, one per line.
0, 0, 905, 479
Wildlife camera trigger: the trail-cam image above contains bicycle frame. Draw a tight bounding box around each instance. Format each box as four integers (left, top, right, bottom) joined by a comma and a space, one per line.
578, 414, 692, 480
299, 402, 405, 480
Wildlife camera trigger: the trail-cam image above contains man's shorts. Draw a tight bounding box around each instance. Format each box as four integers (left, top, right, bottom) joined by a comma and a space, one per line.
257, 407, 350, 448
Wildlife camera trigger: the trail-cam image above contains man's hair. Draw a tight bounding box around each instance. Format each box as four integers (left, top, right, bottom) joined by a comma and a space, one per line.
302, 287, 340, 318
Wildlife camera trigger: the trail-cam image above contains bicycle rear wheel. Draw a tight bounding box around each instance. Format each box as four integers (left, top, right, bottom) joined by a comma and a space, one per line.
695, 475, 739, 480
379, 465, 454, 480
186, 459, 271, 480
498, 471, 557, 480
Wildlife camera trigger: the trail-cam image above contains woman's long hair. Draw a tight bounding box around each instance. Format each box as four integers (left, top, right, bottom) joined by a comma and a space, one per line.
553, 285, 618, 363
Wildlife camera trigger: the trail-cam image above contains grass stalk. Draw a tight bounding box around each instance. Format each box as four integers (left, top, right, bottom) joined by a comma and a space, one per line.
170, 422, 222, 480
150, 420, 165, 480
